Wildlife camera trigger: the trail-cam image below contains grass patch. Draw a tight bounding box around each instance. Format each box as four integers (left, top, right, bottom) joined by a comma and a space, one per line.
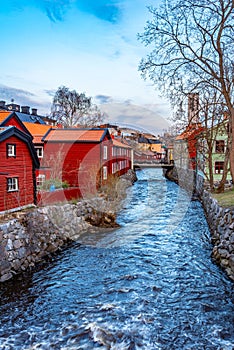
212, 188, 234, 208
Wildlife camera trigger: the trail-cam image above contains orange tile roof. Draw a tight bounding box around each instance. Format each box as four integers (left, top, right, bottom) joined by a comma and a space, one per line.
0, 111, 11, 123
23, 122, 52, 136
43, 129, 107, 142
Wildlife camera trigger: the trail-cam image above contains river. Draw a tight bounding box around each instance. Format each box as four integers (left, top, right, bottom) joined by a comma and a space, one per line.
0, 168, 234, 350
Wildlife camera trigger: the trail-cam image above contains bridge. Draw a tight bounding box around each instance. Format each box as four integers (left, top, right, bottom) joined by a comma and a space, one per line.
133, 162, 174, 169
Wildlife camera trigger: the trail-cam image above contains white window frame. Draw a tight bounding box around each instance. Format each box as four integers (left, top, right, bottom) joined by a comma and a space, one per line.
7, 177, 18, 192
112, 162, 118, 174
35, 146, 44, 158
103, 166, 108, 180
36, 174, 46, 186
103, 145, 108, 160
7, 144, 16, 157
214, 161, 224, 174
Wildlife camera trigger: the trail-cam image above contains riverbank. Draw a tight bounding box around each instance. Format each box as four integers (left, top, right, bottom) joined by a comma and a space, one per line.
163, 165, 234, 281
0, 170, 137, 282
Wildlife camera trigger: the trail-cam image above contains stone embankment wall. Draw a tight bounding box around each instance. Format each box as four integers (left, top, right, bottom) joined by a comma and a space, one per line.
201, 191, 234, 281
0, 198, 117, 282
0, 170, 137, 283
164, 165, 234, 281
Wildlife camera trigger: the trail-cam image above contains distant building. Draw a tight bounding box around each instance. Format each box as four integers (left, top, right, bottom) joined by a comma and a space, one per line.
201, 119, 232, 183
174, 123, 203, 170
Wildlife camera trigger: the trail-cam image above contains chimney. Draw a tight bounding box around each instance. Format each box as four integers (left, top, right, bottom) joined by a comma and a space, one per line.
188, 93, 199, 124
6, 103, 20, 112
0, 101, 6, 109
21, 106, 30, 114
31, 108, 37, 116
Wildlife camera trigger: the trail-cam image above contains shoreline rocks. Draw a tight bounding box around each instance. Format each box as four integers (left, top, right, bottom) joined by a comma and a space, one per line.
201, 190, 234, 281
164, 164, 234, 281
0, 170, 137, 283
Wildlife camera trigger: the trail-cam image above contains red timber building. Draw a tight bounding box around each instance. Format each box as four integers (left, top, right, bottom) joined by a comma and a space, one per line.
40, 129, 133, 198
0, 111, 31, 133
111, 139, 133, 176
0, 106, 134, 209
22, 122, 52, 186
41, 128, 113, 198
0, 126, 39, 213
175, 123, 203, 170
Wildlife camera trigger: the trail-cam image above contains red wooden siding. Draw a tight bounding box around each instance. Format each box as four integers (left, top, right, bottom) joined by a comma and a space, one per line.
40, 137, 113, 198
110, 141, 132, 176
0, 135, 35, 212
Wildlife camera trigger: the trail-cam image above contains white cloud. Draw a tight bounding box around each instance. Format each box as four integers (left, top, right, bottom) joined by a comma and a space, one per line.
99, 101, 170, 135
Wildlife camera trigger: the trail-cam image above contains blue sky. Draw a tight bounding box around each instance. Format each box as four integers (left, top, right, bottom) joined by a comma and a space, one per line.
0, 0, 171, 134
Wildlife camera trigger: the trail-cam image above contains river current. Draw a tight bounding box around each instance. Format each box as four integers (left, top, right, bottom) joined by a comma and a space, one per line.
0, 168, 234, 350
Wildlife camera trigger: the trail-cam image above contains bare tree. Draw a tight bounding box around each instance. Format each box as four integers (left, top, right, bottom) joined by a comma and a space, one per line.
197, 88, 229, 191
138, 0, 234, 182
51, 86, 104, 127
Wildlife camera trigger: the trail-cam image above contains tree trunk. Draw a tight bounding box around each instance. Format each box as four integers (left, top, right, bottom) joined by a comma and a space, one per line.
230, 107, 234, 184
208, 150, 214, 191
216, 146, 230, 193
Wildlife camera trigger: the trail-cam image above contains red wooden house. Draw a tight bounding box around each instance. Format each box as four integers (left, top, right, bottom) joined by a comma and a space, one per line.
0, 126, 39, 213
175, 123, 203, 170
41, 128, 113, 198
0, 110, 30, 133
22, 122, 53, 186
111, 138, 132, 176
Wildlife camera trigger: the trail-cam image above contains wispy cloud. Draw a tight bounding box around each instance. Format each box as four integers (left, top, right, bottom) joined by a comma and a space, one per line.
35, 0, 122, 23
95, 94, 113, 104
0, 84, 51, 113
0, 84, 34, 102
45, 89, 56, 97
35, 0, 71, 21
77, 0, 122, 23
99, 100, 170, 135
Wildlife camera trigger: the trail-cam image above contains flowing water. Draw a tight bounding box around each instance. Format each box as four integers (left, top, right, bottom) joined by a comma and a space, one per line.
0, 168, 234, 350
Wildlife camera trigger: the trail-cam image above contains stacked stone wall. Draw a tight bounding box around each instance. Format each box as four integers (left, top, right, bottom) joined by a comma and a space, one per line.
0, 199, 117, 282
0, 171, 136, 283
201, 191, 234, 281
164, 165, 234, 281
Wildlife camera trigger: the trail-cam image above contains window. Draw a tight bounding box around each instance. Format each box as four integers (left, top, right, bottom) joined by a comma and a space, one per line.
112, 147, 117, 157
36, 174, 45, 186
215, 161, 224, 174
7, 177, 18, 192
7, 144, 16, 157
215, 140, 225, 153
103, 146, 108, 160
112, 162, 118, 174
35, 146, 43, 158
103, 166, 108, 180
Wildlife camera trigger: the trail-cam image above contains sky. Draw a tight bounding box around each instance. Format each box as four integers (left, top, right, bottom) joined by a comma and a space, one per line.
0, 0, 171, 135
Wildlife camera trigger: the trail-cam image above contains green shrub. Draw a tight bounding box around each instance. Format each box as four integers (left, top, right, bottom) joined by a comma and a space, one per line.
38, 178, 70, 191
